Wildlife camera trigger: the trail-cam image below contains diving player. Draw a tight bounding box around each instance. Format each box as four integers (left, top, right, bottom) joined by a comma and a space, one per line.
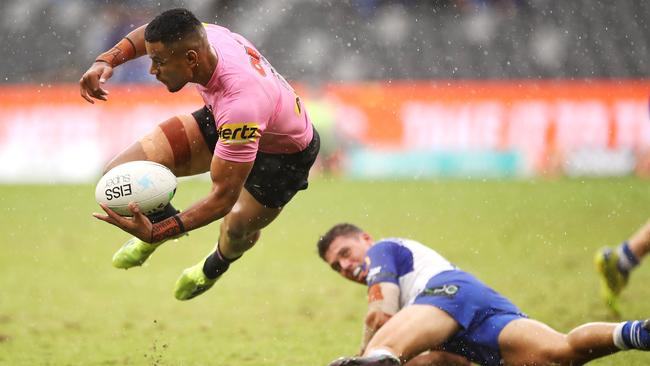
81, 8, 319, 300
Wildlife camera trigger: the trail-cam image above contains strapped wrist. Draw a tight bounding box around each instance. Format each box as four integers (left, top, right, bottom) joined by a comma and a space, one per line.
151, 214, 185, 243
95, 37, 136, 68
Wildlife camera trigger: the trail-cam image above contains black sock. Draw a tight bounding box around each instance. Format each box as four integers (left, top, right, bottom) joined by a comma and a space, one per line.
147, 203, 179, 224
202, 246, 241, 279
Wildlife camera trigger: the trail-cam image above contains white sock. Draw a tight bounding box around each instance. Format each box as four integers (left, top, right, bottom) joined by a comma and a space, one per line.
613, 322, 630, 350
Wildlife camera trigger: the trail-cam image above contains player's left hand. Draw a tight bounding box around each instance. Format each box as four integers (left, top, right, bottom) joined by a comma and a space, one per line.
93, 202, 153, 243
79, 62, 113, 104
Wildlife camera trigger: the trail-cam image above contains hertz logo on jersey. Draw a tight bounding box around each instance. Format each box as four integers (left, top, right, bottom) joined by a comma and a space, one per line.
216, 123, 260, 144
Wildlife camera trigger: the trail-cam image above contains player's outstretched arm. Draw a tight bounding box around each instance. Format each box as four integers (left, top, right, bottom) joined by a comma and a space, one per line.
79, 25, 147, 104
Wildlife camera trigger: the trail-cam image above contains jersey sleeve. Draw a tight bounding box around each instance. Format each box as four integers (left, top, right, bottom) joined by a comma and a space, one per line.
365, 241, 402, 287
213, 92, 269, 163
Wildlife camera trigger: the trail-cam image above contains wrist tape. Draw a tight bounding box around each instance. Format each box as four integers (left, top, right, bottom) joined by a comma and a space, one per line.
151, 214, 185, 243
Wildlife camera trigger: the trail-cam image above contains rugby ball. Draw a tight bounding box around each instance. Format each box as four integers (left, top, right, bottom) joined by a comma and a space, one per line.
95, 161, 177, 217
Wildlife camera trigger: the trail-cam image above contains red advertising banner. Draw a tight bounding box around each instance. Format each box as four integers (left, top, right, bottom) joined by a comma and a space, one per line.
0, 85, 202, 182
320, 80, 649, 147
315, 80, 650, 175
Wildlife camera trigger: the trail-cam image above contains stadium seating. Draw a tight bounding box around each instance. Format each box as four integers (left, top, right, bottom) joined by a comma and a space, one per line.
0, 0, 647, 82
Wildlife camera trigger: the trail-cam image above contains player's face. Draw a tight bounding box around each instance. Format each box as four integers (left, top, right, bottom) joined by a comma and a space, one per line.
145, 41, 193, 92
324, 233, 373, 284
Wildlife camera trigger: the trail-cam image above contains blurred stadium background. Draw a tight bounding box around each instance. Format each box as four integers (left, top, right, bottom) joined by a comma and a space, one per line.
1, 1, 650, 365
1, 0, 648, 181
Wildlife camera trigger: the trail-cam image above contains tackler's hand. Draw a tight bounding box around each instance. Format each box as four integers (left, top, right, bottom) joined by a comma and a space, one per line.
79, 62, 113, 104
93, 202, 154, 243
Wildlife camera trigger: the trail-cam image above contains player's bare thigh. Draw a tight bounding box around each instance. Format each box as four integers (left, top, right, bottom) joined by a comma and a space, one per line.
105, 114, 212, 177
364, 304, 460, 362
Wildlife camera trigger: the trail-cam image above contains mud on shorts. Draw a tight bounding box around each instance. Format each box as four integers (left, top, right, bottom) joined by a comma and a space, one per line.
413, 270, 528, 366
192, 106, 320, 208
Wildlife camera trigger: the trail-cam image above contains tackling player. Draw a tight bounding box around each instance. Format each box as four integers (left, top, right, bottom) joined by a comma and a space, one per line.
595, 219, 650, 316
81, 8, 319, 300
318, 223, 650, 366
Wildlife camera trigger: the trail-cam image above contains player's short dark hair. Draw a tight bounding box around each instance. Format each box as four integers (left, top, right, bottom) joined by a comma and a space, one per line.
145, 8, 203, 45
317, 223, 363, 260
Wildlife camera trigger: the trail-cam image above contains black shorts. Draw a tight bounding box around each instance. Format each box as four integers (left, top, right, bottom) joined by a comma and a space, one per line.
192, 106, 320, 208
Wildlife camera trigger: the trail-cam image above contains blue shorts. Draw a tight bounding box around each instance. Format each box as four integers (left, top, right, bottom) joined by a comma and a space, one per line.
413, 270, 527, 366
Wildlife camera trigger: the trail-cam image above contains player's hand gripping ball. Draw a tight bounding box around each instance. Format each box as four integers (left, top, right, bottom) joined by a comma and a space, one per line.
95, 161, 177, 216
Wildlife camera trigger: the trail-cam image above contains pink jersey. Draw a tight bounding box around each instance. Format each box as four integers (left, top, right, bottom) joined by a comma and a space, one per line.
195, 24, 313, 162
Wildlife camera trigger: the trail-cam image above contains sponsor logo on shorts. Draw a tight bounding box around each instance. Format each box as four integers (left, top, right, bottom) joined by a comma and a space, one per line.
217, 123, 260, 144
421, 284, 459, 298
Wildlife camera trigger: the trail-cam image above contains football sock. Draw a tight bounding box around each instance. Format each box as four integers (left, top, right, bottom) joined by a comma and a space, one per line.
613, 320, 650, 350
617, 241, 640, 274
202, 245, 241, 279
147, 203, 180, 224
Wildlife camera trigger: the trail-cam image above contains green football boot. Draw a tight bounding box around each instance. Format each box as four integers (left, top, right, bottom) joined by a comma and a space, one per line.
594, 247, 629, 316
174, 259, 219, 301
112, 237, 165, 269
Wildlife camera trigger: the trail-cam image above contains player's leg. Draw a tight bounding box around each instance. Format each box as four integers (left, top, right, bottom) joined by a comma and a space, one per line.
366, 305, 461, 361
403, 351, 470, 366
498, 317, 650, 365
216, 189, 282, 258
498, 318, 612, 365
104, 113, 213, 176
174, 190, 282, 300
594, 218, 650, 314
326, 305, 461, 366
111, 108, 215, 269
173, 129, 321, 300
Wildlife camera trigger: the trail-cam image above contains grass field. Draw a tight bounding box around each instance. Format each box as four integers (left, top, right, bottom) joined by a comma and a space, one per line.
1, 177, 650, 365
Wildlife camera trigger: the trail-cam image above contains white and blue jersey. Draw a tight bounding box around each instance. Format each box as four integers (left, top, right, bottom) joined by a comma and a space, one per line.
364, 238, 456, 308
364, 238, 527, 366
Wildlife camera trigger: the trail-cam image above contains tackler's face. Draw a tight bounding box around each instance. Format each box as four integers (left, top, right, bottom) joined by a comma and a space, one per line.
324, 233, 373, 284
145, 41, 195, 93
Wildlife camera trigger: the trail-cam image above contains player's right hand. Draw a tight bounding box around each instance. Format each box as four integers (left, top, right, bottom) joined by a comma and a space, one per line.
79, 62, 113, 104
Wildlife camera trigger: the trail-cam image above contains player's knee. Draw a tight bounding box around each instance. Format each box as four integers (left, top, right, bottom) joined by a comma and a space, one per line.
102, 149, 146, 175
103, 139, 156, 175
221, 218, 259, 243
532, 339, 576, 365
